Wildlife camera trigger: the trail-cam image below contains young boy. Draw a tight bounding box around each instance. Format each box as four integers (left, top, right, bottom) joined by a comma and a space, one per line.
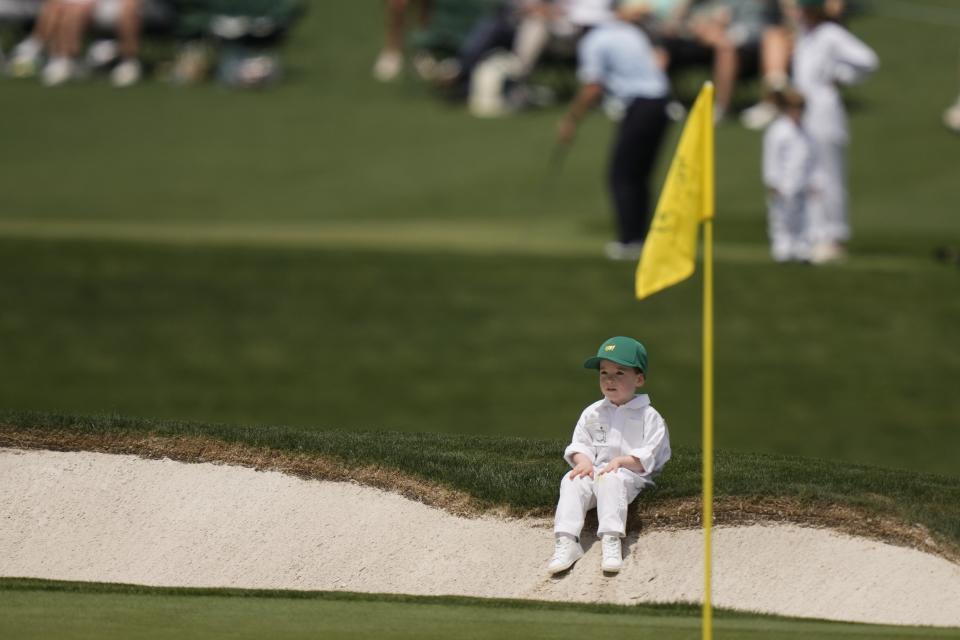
762, 88, 817, 263
548, 336, 671, 575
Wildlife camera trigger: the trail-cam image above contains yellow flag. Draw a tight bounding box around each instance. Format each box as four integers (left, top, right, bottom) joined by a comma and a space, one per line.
635, 82, 715, 299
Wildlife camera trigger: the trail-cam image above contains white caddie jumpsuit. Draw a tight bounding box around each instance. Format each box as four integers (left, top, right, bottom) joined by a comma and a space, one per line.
554, 394, 671, 539
793, 21, 878, 246
763, 114, 818, 261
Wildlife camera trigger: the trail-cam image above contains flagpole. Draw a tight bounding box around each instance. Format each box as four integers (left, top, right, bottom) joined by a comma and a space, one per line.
702, 218, 714, 640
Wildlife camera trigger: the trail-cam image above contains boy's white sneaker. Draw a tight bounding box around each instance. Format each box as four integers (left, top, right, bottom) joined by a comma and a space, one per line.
547, 536, 583, 574
601, 535, 623, 573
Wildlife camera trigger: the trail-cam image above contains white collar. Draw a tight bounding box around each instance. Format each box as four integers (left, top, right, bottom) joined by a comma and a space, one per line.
602, 394, 650, 410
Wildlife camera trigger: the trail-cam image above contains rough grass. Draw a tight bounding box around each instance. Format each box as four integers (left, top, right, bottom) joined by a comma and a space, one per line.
2, 412, 958, 562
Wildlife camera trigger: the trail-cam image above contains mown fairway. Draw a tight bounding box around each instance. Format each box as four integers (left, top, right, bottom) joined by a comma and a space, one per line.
2, 585, 957, 640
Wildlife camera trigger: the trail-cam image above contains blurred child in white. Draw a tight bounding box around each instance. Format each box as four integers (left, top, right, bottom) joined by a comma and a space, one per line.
763, 88, 816, 262
793, 0, 877, 263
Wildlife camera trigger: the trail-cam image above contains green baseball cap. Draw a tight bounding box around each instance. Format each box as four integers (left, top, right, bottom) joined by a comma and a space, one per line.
796, 0, 825, 7
583, 336, 648, 373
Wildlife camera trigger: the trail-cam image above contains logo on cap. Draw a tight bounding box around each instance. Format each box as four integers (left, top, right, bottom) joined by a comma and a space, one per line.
604, 345, 616, 352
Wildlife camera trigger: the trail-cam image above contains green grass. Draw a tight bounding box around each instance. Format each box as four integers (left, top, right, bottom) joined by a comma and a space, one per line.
1, 580, 956, 640
0, 4, 957, 483
0, 2, 957, 479
1, 237, 957, 477
1, 3, 958, 638
6, 412, 959, 553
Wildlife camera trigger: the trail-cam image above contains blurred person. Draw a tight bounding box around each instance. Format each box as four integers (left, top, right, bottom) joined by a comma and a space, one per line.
548, 336, 671, 575
945, 54, 960, 133
793, 0, 876, 263
40, 0, 97, 85
740, 0, 850, 130
631, 0, 769, 122
10, 0, 145, 85
946, 95, 960, 134
373, 0, 432, 81
455, 0, 615, 115
762, 88, 816, 262
739, 0, 794, 129
615, 0, 687, 70
557, 3, 670, 260
437, 1, 555, 102
97, 0, 144, 86
682, 0, 771, 122
8, 0, 68, 78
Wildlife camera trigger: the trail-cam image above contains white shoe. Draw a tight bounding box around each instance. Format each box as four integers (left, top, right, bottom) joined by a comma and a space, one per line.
944, 101, 960, 134
665, 100, 686, 122
604, 241, 644, 261
412, 51, 439, 81
713, 105, 728, 125
601, 535, 623, 573
10, 38, 43, 78
740, 101, 778, 130
547, 536, 584, 574
87, 39, 119, 69
810, 242, 847, 265
373, 49, 403, 82
111, 59, 142, 87
41, 57, 77, 86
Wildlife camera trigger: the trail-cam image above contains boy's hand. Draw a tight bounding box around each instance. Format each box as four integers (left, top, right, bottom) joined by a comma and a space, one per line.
598, 459, 623, 475
599, 455, 644, 475
568, 460, 594, 480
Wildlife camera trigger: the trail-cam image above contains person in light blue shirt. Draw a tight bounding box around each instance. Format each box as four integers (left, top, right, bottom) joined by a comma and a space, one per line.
557, 5, 672, 260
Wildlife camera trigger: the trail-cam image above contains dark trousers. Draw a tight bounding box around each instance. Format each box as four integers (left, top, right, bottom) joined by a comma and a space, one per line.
608, 96, 670, 244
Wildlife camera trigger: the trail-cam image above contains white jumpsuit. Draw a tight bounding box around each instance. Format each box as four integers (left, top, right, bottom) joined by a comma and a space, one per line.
793, 21, 878, 246
763, 115, 817, 261
554, 394, 671, 539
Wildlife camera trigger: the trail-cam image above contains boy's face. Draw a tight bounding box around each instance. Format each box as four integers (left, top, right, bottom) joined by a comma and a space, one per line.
598, 360, 645, 406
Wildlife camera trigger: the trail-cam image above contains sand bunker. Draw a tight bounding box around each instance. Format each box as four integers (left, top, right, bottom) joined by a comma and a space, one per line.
1, 447, 958, 627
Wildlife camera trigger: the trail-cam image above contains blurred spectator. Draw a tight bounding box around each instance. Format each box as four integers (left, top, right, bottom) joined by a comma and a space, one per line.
106, 0, 143, 86
946, 95, 960, 134
435, 1, 554, 103
5, 0, 304, 88
372, 0, 431, 81
685, 0, 768, 120
8, 0, 143, 85
454, 0, 615, 116
945, 53, 960, 133
633, 0, 769, 122
41, 0, 97, 85
740, 0, 848, 130
556, 10, 670, 260
762, 88, 816, 262
739, 0, 793, 129
793, 0, 877, 263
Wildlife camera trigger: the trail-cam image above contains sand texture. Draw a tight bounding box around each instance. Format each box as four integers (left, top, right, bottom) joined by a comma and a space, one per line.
1, 448, 958, 627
